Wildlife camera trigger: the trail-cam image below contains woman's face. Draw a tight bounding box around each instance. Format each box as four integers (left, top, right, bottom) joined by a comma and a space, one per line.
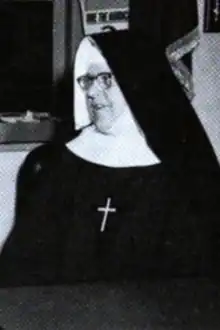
78, 61, 127, 134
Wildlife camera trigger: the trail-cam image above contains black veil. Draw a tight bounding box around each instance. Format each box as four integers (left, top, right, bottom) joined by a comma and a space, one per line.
90, 31, 218, 169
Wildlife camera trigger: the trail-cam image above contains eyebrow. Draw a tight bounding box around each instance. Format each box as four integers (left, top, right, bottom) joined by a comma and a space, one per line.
80, 71, 112, 78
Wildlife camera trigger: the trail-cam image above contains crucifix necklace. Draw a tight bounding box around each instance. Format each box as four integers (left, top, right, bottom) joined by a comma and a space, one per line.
97, 197, 117, 232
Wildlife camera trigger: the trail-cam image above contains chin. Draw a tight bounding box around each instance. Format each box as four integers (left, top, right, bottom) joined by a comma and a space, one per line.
95, 123, 113, 135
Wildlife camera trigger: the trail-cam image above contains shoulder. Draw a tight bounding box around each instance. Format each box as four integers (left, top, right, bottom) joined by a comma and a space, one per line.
18, 142, 69, 184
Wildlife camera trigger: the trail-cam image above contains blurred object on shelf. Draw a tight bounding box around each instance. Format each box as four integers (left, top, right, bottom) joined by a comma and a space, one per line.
0, 111, 59, 144
78, 0, 129, 35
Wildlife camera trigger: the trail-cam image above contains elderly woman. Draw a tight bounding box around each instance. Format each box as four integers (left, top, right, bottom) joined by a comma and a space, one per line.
0, 31, 219, 287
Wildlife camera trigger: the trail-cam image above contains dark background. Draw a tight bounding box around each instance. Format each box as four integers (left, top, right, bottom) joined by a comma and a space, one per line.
0, 1, 52, 114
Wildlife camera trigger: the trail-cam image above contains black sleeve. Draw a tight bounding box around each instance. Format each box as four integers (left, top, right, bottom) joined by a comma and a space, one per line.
0, 143, 67, 287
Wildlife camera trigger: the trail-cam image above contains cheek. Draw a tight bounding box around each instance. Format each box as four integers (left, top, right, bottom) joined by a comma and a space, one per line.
86, 99, 94, 118
109, 89, 126, 117
102, 90, 113, 108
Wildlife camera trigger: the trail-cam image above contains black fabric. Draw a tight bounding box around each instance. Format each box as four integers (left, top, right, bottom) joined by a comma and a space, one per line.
91, 32, 220, 273
0, 147, 214, 286
92, 31, 218, 171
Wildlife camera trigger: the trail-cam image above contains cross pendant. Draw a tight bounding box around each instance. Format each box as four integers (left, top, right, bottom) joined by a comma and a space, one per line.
97, 197, 117, 232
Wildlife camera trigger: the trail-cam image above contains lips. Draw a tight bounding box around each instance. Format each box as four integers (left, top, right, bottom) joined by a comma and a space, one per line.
93, 104, 106, 110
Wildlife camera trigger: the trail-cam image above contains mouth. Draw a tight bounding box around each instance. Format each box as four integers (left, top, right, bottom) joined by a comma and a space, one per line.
92, 104, 107, 111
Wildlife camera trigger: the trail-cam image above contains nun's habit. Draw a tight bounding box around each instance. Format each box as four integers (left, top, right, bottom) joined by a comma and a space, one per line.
0, 31, 219, 287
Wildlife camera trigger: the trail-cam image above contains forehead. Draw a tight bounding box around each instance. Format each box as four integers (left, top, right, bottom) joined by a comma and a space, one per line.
86, 61, 111, 76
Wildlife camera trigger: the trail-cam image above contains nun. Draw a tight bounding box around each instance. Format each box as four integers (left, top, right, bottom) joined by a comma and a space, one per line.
0, 31, 219, 287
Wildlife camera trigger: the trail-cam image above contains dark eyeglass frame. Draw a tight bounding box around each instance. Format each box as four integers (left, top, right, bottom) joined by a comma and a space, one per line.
77, 72, 113, 91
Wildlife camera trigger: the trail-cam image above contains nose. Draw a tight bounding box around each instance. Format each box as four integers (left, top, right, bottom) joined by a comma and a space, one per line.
86, 79, 102, 101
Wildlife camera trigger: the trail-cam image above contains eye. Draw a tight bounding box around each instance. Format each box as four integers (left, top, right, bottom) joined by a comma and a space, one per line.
98, 72, 113, 88
77, 75, 93, 90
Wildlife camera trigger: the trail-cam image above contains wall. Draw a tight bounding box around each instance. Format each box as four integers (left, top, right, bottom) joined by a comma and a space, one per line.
0, 151, 28, 251
192, 0, 220, 162
53, 0, 66, 82
53, 0, 84, 82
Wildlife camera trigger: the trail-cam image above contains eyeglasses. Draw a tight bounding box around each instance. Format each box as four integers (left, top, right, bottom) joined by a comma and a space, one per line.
77, 72, 113, 91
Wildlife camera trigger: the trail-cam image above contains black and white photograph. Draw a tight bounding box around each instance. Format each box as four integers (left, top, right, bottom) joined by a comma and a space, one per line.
0, 0, 220, 329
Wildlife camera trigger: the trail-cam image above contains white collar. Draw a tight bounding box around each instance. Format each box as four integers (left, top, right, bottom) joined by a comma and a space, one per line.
66, 112, 161, 168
